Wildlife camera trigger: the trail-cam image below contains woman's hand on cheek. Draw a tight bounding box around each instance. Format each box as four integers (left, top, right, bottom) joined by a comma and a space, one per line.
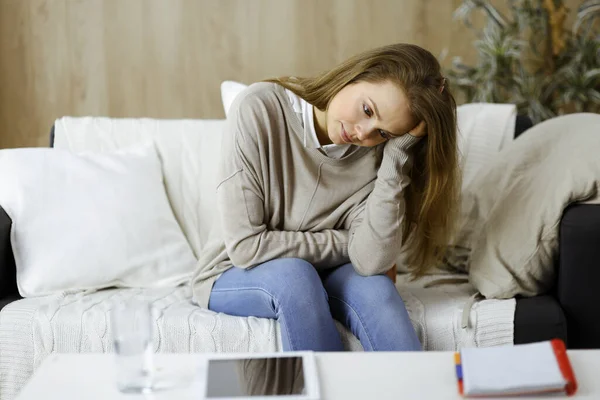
385, 264, 397, 283
408, 121, 427, 138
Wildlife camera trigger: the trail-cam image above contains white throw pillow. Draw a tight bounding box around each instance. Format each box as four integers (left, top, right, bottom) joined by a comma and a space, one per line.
221, 80, 248, 117
0, 145, 198, 297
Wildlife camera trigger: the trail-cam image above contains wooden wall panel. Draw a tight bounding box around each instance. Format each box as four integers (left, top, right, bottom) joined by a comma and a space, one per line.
0, 0, 577, 148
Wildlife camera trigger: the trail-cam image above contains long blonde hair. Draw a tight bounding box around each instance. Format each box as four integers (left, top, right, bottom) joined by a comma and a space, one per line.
266, 43, 460, 276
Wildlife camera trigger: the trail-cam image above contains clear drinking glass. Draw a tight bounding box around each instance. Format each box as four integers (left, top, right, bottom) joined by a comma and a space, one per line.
110, 300, 154, 394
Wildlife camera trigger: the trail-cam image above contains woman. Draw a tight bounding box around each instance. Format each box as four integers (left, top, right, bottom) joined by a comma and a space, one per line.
191, 43, 460, 352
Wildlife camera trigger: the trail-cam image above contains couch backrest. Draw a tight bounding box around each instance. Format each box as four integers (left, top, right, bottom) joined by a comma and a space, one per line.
0, 114, 534, 304
52, 117, 226, 259
50, 113, 535, 262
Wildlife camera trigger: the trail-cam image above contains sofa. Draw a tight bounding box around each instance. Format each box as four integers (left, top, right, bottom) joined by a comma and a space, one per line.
0, 109, 597, 399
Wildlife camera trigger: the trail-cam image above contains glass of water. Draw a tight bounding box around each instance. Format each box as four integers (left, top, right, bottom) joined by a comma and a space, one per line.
110, 300, 154, 393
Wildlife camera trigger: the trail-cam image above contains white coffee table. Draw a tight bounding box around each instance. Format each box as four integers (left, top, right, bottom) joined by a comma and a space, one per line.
15, 351, 600, 399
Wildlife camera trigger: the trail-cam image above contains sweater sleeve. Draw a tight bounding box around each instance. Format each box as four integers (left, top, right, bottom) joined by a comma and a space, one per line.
347, 134, 421, 275
217, 91, 350, 270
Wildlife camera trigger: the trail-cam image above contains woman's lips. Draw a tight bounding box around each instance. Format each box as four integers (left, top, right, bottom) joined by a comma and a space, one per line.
341, 124, 352, 143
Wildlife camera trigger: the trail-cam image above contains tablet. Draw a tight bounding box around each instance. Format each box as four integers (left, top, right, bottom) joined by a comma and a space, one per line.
198, 351, 320, 400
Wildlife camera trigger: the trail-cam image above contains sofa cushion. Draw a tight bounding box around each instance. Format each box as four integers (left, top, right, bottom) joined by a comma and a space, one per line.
52, 117, 226, 261
455, 113, 600, 298
0, 145, 197, 297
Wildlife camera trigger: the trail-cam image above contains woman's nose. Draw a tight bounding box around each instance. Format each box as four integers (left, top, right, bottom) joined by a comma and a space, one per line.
355, 123, 374, 141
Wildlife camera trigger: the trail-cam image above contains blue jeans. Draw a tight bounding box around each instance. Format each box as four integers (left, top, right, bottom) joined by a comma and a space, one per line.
208, 258, 421, 352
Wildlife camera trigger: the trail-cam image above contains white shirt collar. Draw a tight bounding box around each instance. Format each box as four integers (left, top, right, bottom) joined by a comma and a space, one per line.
285, 89, 352, 159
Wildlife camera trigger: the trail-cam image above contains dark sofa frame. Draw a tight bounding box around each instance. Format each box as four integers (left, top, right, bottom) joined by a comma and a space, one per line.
0, 118, 598, 348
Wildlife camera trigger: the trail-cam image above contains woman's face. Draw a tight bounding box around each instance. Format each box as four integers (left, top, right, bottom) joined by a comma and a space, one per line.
318, 80, 418, 147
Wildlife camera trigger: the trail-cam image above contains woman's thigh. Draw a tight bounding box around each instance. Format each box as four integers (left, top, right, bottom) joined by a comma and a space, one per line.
208, 258, 329, 319
320, 263, 421, 351
319, 263, 403, 308
208, 258, 345, 351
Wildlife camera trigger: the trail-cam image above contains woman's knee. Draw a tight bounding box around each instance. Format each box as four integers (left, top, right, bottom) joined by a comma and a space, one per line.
263, 258, 328, 305
266, 258, 315, 275
210, 258, 327, 316
364, 276, 400, 301
326, 264, 401, 307
358, 277, 402, 309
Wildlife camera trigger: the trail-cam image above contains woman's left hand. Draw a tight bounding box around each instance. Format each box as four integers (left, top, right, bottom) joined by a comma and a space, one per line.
385, 264, 397, 283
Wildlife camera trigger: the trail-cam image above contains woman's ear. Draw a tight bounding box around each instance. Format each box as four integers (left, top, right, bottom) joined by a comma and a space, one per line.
408, 120, 427, 138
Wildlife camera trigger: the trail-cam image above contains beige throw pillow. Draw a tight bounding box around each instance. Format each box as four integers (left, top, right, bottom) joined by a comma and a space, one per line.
455, 113, 600, 299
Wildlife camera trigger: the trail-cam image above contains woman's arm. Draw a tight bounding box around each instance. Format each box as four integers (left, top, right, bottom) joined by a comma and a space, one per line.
217, 91, 350, 270
218, 167, 350, 269
347, 133, 421, 276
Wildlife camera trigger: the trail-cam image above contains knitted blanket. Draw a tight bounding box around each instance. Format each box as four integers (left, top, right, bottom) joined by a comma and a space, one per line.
0, 275, 514, 399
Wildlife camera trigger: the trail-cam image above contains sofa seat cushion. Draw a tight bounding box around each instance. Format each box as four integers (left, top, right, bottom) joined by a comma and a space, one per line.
0, 274, 515, 399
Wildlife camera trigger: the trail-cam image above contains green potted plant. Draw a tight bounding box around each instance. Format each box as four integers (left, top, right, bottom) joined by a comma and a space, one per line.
447, 0, 600, 123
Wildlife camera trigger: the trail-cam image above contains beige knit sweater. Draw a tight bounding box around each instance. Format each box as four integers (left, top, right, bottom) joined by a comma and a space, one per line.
191, 82, 420, 307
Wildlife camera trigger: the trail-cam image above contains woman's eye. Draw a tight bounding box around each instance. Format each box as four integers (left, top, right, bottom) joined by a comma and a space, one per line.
363, 104, 373, 117
378, 130, 390, 139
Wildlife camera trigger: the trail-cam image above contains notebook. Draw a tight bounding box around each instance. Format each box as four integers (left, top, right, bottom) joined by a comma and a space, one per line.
455, 339, 577, 397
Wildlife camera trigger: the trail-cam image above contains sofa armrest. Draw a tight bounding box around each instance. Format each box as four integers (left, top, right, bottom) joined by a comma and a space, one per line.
0, 206, 20, 309
557, 203, 600, 348
514, 295, 567, 345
